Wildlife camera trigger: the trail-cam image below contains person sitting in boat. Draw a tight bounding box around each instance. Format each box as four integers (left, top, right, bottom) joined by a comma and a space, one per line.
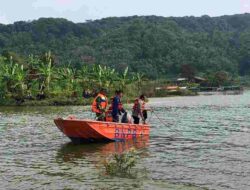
111, 90, 125, 122
132, 94, 148, 124
91, 88, 108, 121
121, 111, 132, 123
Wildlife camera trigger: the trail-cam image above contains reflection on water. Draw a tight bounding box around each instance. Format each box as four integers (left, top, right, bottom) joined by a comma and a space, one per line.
1, 92, 250, 189
57, 137, 149, 163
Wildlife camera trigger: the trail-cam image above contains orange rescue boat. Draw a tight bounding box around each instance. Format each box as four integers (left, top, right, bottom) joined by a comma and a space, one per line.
54, 116, 150, 143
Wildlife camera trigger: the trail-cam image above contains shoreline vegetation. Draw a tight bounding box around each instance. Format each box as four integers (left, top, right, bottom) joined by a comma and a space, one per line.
0, 52, 149, 106
0, 92, 197, 107
0, 52, 244, 107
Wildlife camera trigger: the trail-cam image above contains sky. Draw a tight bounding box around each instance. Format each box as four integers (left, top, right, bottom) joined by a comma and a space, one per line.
0, 0, 250, 24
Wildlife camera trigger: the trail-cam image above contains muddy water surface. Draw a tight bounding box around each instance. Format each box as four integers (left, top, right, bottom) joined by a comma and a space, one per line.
1, 93, 250, 189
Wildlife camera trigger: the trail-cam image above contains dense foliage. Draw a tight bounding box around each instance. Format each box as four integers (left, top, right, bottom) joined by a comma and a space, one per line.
1, 14, 250, 79
0, 53, 145, 105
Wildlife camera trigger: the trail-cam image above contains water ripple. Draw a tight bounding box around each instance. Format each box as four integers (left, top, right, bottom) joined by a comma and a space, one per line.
1, 93, 250, 189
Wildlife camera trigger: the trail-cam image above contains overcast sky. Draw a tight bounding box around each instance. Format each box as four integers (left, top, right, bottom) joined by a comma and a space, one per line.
0, 0, 250, 24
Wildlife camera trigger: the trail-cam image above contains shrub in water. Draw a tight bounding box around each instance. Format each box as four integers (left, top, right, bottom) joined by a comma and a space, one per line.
103, 148, 139, 176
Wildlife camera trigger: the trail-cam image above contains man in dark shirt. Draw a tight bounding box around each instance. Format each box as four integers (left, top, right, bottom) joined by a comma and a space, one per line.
112, 90, 125, 122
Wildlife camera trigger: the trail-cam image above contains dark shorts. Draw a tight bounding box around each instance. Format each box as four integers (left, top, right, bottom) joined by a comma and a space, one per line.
143, 110, 148, 120
133, 116, 140, 124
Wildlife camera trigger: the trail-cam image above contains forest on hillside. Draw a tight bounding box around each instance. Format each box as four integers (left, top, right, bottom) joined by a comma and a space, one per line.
0, 14, 250, 79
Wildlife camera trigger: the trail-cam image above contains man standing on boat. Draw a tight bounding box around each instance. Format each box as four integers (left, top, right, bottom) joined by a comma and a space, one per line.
132, 95, 147, 124
112, 90, 125, 122
92, 88, 108, 121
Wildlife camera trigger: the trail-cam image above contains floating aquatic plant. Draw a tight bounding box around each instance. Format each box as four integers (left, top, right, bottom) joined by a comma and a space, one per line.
103, 148, 139, 176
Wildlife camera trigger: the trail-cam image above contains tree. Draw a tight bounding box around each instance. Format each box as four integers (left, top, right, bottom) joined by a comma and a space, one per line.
180, 64, 196, 80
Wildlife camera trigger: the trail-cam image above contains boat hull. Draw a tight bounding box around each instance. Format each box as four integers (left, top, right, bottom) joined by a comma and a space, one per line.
54, 116, 150, 143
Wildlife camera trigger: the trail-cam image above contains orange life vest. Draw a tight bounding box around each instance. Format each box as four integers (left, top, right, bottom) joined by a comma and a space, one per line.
92, 93, 108, 113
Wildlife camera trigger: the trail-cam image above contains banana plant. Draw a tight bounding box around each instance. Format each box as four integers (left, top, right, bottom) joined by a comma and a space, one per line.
1, 59, 17, 93
116, 67, 132, 91
12, 64, 27, 98
100, 65, 116, 89
133, 72, 145, 95
26, 55, 41, 94
0, 57, 27, 99
78, 65, 92, 89
92, 64, 104, 87
37, 52, 54, 95
58, 66, 78, 96
90, 64, 116, 89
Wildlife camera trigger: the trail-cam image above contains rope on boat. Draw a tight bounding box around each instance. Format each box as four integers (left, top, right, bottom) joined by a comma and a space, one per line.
150, 108, 183, 136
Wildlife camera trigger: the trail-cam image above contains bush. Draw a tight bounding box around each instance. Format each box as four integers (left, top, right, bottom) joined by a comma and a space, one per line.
103, 148, 139, 176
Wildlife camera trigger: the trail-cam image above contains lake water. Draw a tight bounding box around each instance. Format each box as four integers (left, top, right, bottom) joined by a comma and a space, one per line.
1, 92, 250, 190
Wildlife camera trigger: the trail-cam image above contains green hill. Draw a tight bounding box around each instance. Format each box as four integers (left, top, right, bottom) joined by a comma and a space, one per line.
1, 14, 250, 79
